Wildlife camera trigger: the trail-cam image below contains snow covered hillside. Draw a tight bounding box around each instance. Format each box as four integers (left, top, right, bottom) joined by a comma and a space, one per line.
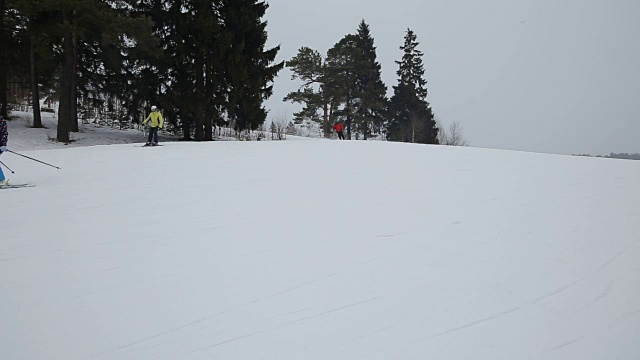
4, 111, 179, 151
2, 126, 640, 359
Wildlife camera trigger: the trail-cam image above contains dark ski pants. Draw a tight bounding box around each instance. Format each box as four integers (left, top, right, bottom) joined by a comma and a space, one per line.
337, 131, 345, 140
147, 127, 159, 144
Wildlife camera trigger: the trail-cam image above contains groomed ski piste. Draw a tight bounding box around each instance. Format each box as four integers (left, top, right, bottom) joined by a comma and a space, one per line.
2, 112, 640, 359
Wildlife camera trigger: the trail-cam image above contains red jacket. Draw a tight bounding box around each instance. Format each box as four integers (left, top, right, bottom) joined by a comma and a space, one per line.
333, 123, 344, 132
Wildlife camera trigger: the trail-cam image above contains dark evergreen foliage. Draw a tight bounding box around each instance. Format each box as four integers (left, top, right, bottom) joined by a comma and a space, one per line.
326, 34, 359, 140
220, 0, 284, 132
352, 20, 386, 140
387, 29, 438, 144
3, 0, 282, 141
285, 21, 389, 141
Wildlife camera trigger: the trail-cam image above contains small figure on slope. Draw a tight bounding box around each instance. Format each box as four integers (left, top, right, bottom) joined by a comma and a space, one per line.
143, 106, 164, 146
333, 121, 345, 140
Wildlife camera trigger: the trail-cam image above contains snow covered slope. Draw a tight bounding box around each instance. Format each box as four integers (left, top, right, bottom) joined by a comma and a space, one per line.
4, 111, 178, 151
2, 139, 640, 359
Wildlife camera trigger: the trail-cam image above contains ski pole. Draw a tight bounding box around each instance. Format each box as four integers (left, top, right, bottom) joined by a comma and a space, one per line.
0, 160, 15, 173
7, 150, 61, 169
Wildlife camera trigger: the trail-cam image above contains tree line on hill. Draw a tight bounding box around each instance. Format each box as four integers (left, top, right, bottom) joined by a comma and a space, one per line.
1, 1, 456, 145
575, 153, 640, 160
1, 0, 282, 142
285, 21, 440, 144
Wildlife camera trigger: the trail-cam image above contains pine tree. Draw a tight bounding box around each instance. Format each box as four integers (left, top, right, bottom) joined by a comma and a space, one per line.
388, 29, 438, 144
284, 46, 338, 138
326, 34, 360, 140
286, 21, 387, 140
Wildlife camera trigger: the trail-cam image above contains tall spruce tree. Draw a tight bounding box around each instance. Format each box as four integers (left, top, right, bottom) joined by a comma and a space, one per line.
128, 0, 172, 128
134, 0, 229, 141
353, 20, 387, 140
137, 0, 194, 139
190, 0, 227, 140
160, 0, 216, 141
387, 29, 438, 144
220, 0, 283, 131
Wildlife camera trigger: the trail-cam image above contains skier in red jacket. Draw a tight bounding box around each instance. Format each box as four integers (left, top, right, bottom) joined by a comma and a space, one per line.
333, 121, 345, 140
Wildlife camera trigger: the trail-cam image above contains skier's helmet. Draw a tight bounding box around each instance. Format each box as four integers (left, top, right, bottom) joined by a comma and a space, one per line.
151, 106, 157, 111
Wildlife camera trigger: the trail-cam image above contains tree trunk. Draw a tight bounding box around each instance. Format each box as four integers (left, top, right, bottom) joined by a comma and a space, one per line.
0, 65, 6, 118
30, 30, 43, 128
69, 15, 79, 133
194, 50, 204, 141
57, 11, 73, 143
182, 118, 191, 141
410, 112, 417, 143
57, 59, 72, 142
346, 96, 352, 140
204, 111, 213, 141
204, 54, 213, 141
363, 120, 368, 140
322, 96, 331, 138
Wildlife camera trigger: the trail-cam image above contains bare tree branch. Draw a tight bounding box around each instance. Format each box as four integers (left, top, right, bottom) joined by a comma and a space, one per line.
448, 121, 468, 146
436, 116, 468, 146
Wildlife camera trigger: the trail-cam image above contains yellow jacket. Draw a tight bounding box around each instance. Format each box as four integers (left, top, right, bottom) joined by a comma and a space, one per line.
143, 111, 164, 128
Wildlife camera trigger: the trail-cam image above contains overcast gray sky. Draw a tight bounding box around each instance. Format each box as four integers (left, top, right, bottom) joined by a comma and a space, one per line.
263, 0, 639, 155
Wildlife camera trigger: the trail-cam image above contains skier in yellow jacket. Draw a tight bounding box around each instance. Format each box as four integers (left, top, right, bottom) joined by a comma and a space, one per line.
143, 105, 164, 146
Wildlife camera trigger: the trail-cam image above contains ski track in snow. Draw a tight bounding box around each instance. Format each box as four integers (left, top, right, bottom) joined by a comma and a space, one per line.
82, 316, 215, 360
183, 297, 382, 356
544, 335, 587, 353
532, 277, 587, 303
86, 270, 354, 358
420, 307, 521, 341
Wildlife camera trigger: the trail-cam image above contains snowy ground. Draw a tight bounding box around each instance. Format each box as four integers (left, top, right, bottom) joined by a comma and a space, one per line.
5, 111, 180, 151
4, 111, 314, 152
1, 113, 640, 359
